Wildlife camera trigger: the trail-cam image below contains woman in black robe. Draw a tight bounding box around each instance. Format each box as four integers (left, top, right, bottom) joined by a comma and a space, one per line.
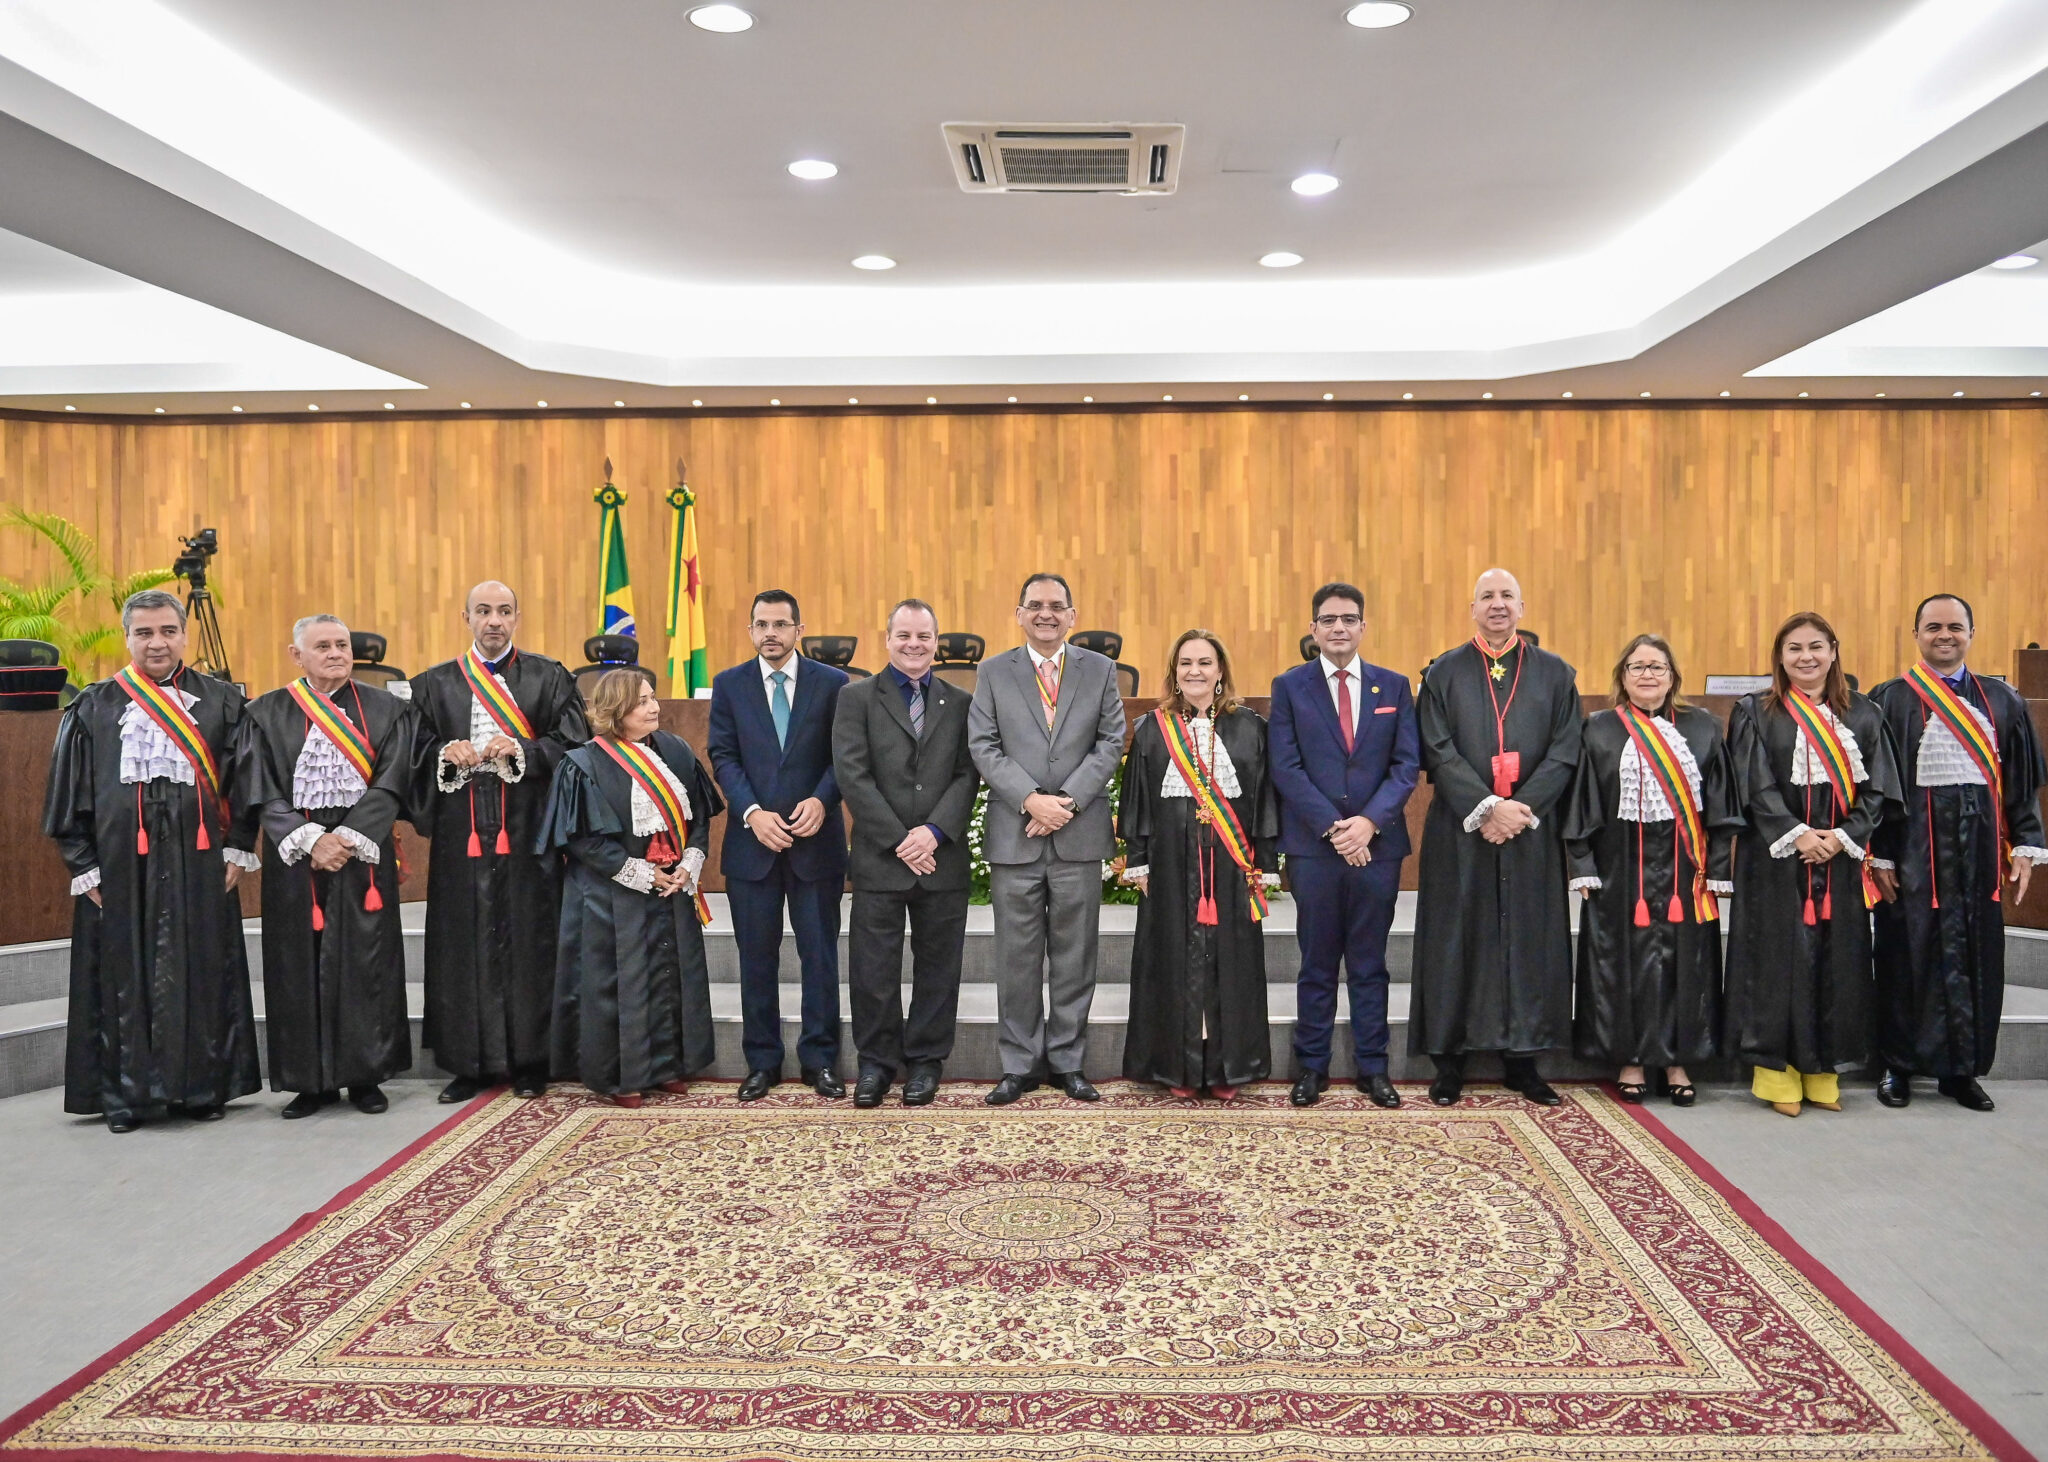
1725, 612, 1903, 1117
1566, 635, 1740, 1106
1118, 630, 1278, 1099
536, 670, 721, 1105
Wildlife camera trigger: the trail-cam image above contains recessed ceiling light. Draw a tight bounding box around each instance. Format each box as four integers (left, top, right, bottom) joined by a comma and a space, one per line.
1719, 390, 1731, 397
154, 406, 165, 413
1991, 253, 2038, 270
63, 403, 74, 410
1082, 395, 1093, 403
692, 399, 703, 406
1007, 396, 1018, 403
536, 400, 548, 408
851, 254, 896, 270
1401, 392, 1414, 400
613, 400, 625, 407
848, 397, 859, 404
927, 396, 937, 404
1639, 391, 1651, 398
460, 401, 472, 408
2034, 391, 2043, 397
1344, 1, 1413, 29
770, 398, 781, 405
1238, 393, 1250, 401
1561, 391, 1573, 399
1481, 391, 1493, 399
1953, 389, 1966, 397
1797, 391, 1809, 398
1260, 251, 1304, 268
231, 405, 243, 412
1162, 394, 1173, 401
383, 402, 395, 410
1290, 173, 1339, 197
788, 159, 838, 181
1322, 392, 1335, 400
1875, 392, 1886, 398
687, 4, 753, 33
308, 403, 319, 411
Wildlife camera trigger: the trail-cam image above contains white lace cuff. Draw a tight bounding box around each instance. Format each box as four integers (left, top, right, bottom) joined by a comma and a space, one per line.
224, 847, 263, 872
70, 867, 100, 896
2012, 846, 2048, 866
1463, 795, 1502, 833
1569, 876, 1601, 892
1769, 823, 1814, 859
1834, 829, 1865, 861
613, 857, 656, 893
1866, 857, 1896, 873
1262, 872, 1282, 888
1706, 880, 1734, 895
333, 825, 381, 864
1122, 864, 1149, 882
435, 743, 475, 794
680, 846, 706, 891
277, 822, 324, 866
492, 741, 528, 784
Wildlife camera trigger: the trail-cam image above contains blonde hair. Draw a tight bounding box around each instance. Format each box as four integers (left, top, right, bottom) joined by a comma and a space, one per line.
1160, 629, 1241, 717
587, 668, 653, 738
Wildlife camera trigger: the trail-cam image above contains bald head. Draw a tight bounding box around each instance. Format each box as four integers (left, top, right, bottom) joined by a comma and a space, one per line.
462, 580, 521, 658
1470, 567, 1525, 648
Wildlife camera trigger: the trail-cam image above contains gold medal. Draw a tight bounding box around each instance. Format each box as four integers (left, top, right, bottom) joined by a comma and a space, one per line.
1489, 660, 1507, 682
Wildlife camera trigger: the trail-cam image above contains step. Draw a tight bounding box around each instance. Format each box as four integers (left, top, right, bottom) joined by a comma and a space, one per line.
5, 981, 2047, 1100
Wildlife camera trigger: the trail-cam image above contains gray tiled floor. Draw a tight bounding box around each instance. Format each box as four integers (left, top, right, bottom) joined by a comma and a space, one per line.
0, 1079, 2041, 1456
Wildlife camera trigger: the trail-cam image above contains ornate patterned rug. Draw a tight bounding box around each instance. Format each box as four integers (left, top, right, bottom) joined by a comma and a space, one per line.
1, 1082, 2030, 1462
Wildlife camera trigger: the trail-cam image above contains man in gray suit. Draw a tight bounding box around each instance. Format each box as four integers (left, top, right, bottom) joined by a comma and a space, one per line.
832, 600, 981, 1108
968, 572, 1128, 1105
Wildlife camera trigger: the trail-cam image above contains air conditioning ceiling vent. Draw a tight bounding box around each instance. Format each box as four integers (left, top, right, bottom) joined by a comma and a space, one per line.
943, 123, 1184, 194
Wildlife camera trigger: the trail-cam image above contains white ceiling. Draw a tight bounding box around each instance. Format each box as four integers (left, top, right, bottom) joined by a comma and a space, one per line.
2, 0, 2048, 411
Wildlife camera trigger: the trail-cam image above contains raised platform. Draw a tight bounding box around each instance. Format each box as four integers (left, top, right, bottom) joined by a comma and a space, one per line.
5, 898, 2048, 1095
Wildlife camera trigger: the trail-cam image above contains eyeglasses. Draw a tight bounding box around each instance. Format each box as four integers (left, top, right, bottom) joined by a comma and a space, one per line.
1021, 600, 1072, 614
1314, 614, 1363, 628
1623, 662, 1671, 677
752, 619, 797, 632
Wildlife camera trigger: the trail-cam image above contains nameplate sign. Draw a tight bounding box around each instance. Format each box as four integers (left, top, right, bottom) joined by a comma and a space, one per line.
1704, 675, 1772, 695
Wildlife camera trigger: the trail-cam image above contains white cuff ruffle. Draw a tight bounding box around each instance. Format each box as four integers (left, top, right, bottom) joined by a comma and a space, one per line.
224, 847, 263, 872
612, 857, 657, 893
1707, 880, 1734, 895
1866, 857, 1895, 873
1463, 795, 1502, 834
1569, 876, 1601, 892
70, 868, 100, 897
680, 846, 706, 892
277, 822, 324, 866
1122, 864, 1148, 882
1834, 829, 1865, 861
334, 825, 381, 864
1769, 823, 1814, 860
2012, 846, 2048, 866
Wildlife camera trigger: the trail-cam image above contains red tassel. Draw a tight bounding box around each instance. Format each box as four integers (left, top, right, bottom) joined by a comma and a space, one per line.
1197, 895, 1218, 926
363, 880, 383, 912
311, 899, 325, 932
493, 782, 510, 856
1633, 897, 1651, 928
1803, 895, 1817, 926
494, 827, 510, 855
1821, 884, 1833, 921
136, 825, 149, 855
194, 811, 209, 850
1666, 893, 1684, 923
466, 830, 481, 857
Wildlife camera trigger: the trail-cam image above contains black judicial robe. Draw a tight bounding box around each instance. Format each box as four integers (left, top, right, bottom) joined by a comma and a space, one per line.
41, 669, 262, 1119
1565, 705, 1741, 1068
1412, 640, 1582, 1056
1724, 692, 1903, 1075
1117, 708, 1279, 1090
235, 681, 415, 1094
408, 650, 589, 1079
537, 731, 720, 1095
1868, 673, 2046, 1078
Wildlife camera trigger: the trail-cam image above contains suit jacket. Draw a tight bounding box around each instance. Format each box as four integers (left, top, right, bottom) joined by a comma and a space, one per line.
707, 656, 849, 884
968, 644, 1127, 864
832, 670, 979, 892
1268, 658, 1420, 861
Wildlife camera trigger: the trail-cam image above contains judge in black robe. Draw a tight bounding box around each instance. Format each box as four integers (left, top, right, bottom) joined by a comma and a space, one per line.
408, 582, 589, 1101
1412, 570, 1582, 1105
41, 594, 263, 1131
1725, 618, 1903, 1115
537, 671, 721, 1103
1564, 639, 1740, 1102
1118, 680, 1279, 1097
1867, 595, 2047, 1110
234, 619, 417, 1117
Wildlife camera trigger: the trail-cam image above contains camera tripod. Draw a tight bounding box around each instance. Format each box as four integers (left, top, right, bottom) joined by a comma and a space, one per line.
182, 583, 233, 682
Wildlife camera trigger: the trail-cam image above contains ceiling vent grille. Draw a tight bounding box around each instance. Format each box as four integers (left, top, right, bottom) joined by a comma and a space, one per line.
943, 123, 1184, 194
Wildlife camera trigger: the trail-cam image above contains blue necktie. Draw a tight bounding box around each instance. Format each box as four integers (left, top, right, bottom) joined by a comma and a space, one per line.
770, 670, 791, 748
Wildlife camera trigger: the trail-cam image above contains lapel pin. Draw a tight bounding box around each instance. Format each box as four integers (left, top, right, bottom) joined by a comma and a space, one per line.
1372, 685, 1380, 693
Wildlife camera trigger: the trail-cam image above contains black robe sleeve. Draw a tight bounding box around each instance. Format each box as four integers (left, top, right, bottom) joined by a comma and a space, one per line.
42, 698, 98, 877
536, 753, 630, 879
1840, 694, 1904, 852
218, 686, 261, 856
1116, 717, 1160, 872
1418, 660, 1496, 820
1998, 686, 2048, 852
1517, 659, 1584, 821
1232, 709, 1281, 873
1562, 714, 1605, 884
1729, 697, 1804, 849
518, 659, 592, 782
1699, 714, 1742, 884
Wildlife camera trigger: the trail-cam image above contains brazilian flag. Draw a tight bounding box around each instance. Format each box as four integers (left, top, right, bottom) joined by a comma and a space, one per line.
595, 461, 636, 639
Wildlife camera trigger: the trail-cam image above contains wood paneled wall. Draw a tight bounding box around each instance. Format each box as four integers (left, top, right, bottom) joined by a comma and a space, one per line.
2, 405, 2042, 696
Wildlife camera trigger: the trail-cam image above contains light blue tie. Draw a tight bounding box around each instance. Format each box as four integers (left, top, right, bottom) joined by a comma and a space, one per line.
770, 670, 791, 748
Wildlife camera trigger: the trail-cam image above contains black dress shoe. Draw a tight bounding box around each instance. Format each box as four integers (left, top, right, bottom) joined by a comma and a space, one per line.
349, 1085, 388, 1114
438, 1075, 483, 1104
737, 1069, 779, 1102
1876, 1069, 1913, 1108
1505, 1073, 1562, 1106
511, 1066, 548, 1098
1052, 1070, 1101, 1102
1938, 1076, 1996, 1111
1428, 1072, 1464, 1107
105, 1112, 140, 1133
803, 1067, 847, 1099
282, 1091, 326, 1120
902, 1064, 941, 1106
1290, 1071, 1329, 1107
1359, 1073, 1402, 1108
984, 1074, 1039, 1106
854, 1069, 892, 1108
186, 1102, 226, 1121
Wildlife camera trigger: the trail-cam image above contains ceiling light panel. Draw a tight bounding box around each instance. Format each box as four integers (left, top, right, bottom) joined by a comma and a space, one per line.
787, 159, 837, 181
687, 5, 753, 33
943, 123, 1184, 194
1344, 2, 1413, 29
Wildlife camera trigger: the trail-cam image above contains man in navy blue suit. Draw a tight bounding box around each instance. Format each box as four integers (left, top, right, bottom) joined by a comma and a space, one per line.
1269, 582, 1421, 1108
707, 590, 850, 1100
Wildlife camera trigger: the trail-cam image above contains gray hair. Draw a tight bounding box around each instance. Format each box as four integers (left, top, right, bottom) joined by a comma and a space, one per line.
121, 589, 187, 631
292, 613, 348, 645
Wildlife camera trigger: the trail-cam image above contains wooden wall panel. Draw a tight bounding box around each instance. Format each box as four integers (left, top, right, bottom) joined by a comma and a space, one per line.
2, 406, 2044, 698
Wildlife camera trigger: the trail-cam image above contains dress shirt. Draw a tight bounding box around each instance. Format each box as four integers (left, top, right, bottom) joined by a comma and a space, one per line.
884, 663, 946, 845
739, 654, 804, 822
1319, 653, 1364, 728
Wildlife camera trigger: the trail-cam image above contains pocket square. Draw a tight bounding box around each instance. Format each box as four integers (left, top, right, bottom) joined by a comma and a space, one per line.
1373, 706, 1398, 714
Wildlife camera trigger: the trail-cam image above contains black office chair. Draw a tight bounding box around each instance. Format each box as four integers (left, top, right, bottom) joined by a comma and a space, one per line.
1299, 634, 1317, 663
573, 634, 656, 700
802, 634, 872, 679
0, 639, 68, 711
1072, 629, 1140, 696
934, 632, 986, 692
349, 631, 409, 691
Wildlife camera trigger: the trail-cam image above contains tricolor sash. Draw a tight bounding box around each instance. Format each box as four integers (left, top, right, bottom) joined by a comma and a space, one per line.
1905, 662, 2009, 897
1154, 709, 1269, 923
594, 737, 713, 926
1782, 687, 1879, 914
1616, 705, 1717, 924
461, 649, 535, 740
286, 679, 375, 784
114, 665, 221, 850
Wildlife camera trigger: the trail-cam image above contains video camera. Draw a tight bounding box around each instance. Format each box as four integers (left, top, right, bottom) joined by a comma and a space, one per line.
173, 528, 219, 591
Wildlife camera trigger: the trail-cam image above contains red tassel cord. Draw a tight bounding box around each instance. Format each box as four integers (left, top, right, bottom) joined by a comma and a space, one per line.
646, 830, 680, 868
495, 781, 510, 855
134, 784, 149, 856
363, 876, 383, 912
1196, 838, 1218, 926
1926, 788, 1942, 910
1801, 781, 1818, 926
466, 783, 481, 857
1632, 819, 1651, 928
1667, 820, 1685, 923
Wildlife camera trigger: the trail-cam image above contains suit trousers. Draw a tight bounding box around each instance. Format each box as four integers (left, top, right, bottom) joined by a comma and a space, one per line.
990, 857, 1102, 1077
1291, 855, 1401, 1076
848, 885, 969, 1073
726, 858, 842, 1074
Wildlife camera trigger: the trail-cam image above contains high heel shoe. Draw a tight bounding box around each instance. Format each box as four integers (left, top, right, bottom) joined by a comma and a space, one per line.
609, 1092, 644, 1109
1666, 1083, 1697, 1107
1615, 1081, 1649, 1104
1769, 1100, 1801, 1118
1167, 1086, 1197, 1100
1210, 1085, 1239, 1102
655, 1080, 690, 1095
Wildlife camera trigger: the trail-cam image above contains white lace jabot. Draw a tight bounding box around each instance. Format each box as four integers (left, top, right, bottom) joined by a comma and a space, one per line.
1789, 701, 1867, 787
1159, 714, 1242, 799
118, 686, 200, 786
1617, 714, 1702, 823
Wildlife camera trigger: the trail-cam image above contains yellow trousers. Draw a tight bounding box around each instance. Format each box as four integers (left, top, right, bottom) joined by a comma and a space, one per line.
1750, 1064, 1840, 1105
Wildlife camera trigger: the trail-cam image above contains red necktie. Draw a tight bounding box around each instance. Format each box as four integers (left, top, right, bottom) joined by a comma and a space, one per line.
1335, 668, 1355, 754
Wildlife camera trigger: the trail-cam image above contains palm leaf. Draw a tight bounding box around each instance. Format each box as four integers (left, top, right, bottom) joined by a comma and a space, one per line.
1, 506, 107, 595
109, 567, 177, 610
0, 612, 66, 643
